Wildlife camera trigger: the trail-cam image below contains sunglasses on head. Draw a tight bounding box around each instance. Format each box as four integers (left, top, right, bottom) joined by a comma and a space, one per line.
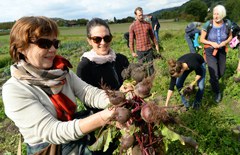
30, 38, 60, 49
89, 35, 112, 44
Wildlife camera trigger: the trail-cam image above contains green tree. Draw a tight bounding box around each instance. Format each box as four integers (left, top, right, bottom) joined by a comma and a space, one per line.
225, 0, 240, 22
184, 0, 208, 21
76, 18, 89, 26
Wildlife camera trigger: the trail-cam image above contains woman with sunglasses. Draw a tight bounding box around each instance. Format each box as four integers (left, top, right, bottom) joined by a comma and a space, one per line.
76, 18, 129, 154
2, 16, 116, 155
76, 18, 129, 90
165, 53, 206, 110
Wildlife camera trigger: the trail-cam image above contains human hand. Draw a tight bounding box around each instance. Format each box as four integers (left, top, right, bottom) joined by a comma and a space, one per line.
219, 41, 227, 48
190, 80, 197, 89
132, 52, 138, 57
210, 42, 220, 48
165, 101, 168, 107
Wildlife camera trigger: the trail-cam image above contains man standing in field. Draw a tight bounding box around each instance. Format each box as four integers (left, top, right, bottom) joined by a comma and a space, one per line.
129, 7, 159, 75
147, 14, 160, 43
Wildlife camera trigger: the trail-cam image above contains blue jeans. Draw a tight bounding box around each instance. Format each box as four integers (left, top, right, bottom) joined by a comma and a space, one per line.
176, 63, 206, 107
154, 29, 159, 42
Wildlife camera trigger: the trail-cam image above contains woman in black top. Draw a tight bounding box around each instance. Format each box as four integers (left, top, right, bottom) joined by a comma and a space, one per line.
76, 18, 129, 155
76, 18, 129, 90
165, 53, 206, 109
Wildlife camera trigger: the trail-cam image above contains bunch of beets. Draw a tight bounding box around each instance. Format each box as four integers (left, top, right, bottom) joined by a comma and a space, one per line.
90, 63, 198, 155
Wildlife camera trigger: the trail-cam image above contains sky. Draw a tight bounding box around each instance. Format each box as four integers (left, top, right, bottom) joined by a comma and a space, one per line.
0, 0, 189, 23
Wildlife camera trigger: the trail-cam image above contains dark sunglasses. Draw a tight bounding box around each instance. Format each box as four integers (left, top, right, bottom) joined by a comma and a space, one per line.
89, 35, 112, 44
30, 38, 60, 49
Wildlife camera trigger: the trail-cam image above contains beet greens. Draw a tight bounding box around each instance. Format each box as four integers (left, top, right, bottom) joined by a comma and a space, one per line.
89, 75, 198, 155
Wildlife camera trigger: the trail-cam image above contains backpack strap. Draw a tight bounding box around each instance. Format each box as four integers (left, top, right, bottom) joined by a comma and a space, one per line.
206, 19, 231, 38
223, 19, 231, 35
206, 20, 213, 38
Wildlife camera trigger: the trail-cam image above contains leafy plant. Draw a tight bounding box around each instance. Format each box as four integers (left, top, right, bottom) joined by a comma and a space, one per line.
0, 21, 240, 154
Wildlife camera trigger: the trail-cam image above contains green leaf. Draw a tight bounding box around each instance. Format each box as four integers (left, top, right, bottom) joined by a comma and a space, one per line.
88, 129, 108, 151
103, 128, 112, 152
161, 125, 181, 142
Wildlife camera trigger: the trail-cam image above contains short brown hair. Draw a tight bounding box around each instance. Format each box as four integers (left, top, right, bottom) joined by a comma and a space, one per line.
134, 7, 143, 15
168, 59, 183, 76
9, 16, 59, 62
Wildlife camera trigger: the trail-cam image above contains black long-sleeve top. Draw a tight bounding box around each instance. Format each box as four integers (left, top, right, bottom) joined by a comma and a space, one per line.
169, 53, 205, 91
77, 53, 129, 90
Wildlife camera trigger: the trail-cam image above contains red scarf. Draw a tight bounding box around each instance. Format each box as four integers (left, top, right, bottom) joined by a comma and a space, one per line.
49, 55, 77, 121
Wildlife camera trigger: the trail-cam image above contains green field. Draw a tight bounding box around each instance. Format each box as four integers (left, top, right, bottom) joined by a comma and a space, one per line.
0, 21, 240, 154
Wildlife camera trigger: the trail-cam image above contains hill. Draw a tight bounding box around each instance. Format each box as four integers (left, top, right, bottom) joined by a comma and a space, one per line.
150, 0, 225, 20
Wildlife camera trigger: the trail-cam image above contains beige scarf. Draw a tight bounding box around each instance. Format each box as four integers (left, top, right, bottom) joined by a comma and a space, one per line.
11, 55, 77, 121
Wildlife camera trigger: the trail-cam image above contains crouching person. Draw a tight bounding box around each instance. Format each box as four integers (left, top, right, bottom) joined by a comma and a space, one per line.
165, 53, 206, 110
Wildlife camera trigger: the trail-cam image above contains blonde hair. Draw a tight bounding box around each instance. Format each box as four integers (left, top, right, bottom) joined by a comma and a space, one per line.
213, 5, 226, 21
9, 16, 59, 62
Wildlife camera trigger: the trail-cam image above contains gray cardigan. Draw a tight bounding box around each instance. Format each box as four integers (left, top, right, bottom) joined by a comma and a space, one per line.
2, 70, 109, 146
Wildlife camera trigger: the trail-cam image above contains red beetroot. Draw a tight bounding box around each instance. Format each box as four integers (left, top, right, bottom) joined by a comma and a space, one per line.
131, 66, 148, 83
105, 90, 126, 105
134, 76, 153, 98
132, 144, 143, 155
140, 102, 157, 123
141, 102, 173, 124
120, 134, 135, 151
112, 107, 131, 124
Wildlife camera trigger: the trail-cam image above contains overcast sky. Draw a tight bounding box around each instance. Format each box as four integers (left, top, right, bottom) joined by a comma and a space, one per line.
0, 0, 189, 22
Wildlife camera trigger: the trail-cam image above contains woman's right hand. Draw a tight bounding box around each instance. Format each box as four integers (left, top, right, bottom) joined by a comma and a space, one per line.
210, 42, 220, 49
165, 90, 173, 106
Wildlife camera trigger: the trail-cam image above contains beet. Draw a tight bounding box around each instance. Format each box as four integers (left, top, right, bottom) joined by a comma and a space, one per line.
121, 63, 143, 81
105, 90, 126, 105
182, 85, 197, 98
120, 134, 135, 151
134, 76, 153, 98
112, 107, 131, 124
132, 144, 143, 155
141, 102, 174, 124
140, 103, 157, 123
121, 68, 131, 80
131, 66, 147, 83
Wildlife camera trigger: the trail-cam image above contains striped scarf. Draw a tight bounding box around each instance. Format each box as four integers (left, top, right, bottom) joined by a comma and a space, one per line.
11, 55, 77, 121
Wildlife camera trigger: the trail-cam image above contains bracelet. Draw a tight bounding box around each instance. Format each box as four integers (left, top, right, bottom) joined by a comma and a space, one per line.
99, 111, 111, 122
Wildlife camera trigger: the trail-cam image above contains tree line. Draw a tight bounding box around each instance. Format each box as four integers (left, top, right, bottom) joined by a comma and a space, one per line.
1, 0, 240, 30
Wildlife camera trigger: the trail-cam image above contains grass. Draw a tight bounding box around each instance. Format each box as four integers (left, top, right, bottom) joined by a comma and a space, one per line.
0, 21, 239, 154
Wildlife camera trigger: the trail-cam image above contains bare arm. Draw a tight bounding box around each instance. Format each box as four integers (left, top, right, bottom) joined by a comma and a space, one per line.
190, 75, 201, 87
165, 90, 173, 106
79, 108, 114, 134
154, 24, 157, 31
155, 44, 159, 52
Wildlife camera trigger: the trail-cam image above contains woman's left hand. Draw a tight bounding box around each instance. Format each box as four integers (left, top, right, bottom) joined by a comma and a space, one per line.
219, 41, 227, 48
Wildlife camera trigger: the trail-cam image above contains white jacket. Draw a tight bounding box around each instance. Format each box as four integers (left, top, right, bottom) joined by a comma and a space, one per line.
2, 70, 109, 146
